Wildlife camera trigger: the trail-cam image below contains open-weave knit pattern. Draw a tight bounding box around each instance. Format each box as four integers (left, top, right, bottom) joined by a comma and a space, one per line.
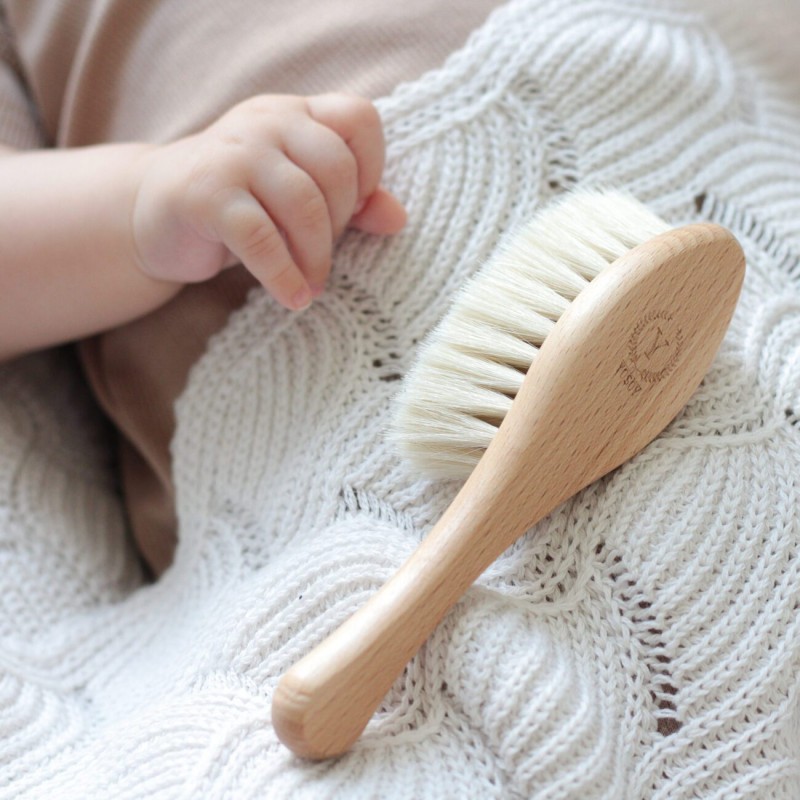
2, 1, 800, 797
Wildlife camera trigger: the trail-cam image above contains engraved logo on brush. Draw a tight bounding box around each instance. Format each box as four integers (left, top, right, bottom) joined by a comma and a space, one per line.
617, 311, 684, 394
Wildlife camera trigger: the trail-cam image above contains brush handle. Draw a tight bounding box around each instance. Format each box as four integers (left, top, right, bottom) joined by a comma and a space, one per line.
272, 223, 745, 759
272, 478, 521, 758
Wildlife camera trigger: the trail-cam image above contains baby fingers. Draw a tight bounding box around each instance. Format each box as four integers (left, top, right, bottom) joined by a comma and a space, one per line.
281, 118, 359, 239
216, 190, 313, 310
247, 156, 334, 293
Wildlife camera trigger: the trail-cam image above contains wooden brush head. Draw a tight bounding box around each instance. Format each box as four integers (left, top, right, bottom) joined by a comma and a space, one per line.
474, 221, 745, 540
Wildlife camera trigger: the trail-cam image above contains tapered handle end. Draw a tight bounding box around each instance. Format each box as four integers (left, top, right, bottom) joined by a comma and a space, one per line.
272, 669, 362, 759
272, 624, 397, 759
272, 670, 372, 759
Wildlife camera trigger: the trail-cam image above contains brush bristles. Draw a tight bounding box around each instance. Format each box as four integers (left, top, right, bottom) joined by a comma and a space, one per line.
389, 189, 671, 479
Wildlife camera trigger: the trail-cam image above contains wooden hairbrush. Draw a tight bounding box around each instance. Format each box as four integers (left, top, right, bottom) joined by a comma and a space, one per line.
272, 189, 745, 759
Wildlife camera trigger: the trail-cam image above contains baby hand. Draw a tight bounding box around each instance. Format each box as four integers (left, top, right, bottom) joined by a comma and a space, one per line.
132, 94, 407, 310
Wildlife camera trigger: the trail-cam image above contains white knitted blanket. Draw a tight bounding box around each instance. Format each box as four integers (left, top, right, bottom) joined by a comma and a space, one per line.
2, 1, 800, 797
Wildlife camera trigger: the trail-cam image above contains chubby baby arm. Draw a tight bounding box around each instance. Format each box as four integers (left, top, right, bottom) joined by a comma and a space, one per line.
0, 93, 406, 361
0, 141, 175, 361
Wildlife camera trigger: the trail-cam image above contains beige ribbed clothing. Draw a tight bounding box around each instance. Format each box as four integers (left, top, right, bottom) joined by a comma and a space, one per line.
0, 0, 498, 574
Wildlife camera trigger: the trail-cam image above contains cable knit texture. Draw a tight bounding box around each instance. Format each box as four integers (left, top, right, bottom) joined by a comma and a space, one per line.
2, 1, 800, 797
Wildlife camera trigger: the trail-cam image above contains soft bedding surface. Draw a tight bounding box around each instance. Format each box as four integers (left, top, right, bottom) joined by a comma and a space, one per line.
2, 1, 800, 797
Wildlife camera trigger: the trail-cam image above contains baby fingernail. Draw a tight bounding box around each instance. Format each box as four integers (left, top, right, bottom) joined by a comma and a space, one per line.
310, 283, 325, 298
291, 286, 312, 310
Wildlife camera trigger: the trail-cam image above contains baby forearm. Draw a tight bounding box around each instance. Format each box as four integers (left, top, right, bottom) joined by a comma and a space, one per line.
0, 143, 181, 362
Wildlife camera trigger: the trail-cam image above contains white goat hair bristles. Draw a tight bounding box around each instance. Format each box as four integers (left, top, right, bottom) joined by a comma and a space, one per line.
389, 188, 671, 479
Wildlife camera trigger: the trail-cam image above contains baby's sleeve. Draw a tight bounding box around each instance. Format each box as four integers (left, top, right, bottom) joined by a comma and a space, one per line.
0, 5, 43, 149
